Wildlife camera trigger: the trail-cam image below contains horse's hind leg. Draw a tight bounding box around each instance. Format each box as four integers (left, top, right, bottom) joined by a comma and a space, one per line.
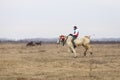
83, 44, 93, 56
84, 48, 88, 56
87, 45, 93, 55
89, 46, 93, 55
82, 44, 88, 56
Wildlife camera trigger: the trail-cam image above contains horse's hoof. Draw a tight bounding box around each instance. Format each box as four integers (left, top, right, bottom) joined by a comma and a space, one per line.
84, 53, 86, 56
90, 52, 93, 55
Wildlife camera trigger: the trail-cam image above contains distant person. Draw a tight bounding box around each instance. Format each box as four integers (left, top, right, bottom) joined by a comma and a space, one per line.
71, 26, 79, 48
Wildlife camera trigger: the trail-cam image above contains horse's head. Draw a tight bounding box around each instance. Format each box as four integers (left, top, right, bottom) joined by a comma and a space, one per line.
59, 35, 66, 41
57, 35, 67, 46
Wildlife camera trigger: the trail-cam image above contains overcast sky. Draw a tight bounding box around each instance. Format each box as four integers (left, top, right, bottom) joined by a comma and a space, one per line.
0, 0, 120, 40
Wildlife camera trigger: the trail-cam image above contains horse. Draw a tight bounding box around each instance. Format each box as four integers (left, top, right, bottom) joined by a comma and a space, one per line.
57, 35, 66, 46
65, 34, 93, 58
35, 41, 42, 46
26, 41, 35, 46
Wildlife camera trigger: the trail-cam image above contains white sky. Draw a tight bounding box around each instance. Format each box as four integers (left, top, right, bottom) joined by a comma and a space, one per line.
0, 0, 120, 40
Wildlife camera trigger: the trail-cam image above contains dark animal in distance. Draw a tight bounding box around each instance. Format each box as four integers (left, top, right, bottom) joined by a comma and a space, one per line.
26, 41, 42, 46
35, 41, 42, 46
26, 41, 35, 46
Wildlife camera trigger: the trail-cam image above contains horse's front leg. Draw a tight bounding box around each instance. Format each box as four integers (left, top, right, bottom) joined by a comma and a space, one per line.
84, 49, 87, 56
70, 47, 77, 58
68, 47, 73, 53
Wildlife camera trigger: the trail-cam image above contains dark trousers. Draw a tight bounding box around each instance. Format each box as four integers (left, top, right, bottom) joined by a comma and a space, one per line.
72, 35, 77, 47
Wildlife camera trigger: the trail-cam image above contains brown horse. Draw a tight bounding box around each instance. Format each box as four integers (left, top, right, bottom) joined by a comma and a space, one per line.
35, 41, 42, 46
26, 41, 35, 46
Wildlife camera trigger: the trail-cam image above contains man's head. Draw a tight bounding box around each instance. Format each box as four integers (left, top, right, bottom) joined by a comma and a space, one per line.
74, 26, 77, 30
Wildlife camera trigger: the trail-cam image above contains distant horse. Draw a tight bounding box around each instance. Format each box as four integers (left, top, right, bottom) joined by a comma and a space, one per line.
57, 35, 66, 46
35, 41, 42, 46
65, 34, 93, 58
26, 41, 35, 46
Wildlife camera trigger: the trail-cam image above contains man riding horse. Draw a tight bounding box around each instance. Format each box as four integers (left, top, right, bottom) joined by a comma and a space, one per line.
58, 26, 79, 47
71, 26, 79, 48
57, 26, 93, 57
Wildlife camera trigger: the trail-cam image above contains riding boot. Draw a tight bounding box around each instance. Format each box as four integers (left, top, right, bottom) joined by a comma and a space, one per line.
73, 42, 76, 48
74, 45, 76, 48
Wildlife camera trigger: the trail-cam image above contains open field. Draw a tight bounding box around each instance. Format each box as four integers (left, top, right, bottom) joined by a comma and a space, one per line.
0, 43, 120, 80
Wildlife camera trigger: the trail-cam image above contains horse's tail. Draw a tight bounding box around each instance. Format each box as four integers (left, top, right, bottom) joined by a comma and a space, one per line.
84, 36, 90, 39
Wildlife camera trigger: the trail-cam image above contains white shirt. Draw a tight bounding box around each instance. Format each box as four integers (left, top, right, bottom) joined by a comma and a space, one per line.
73, 28, 79, 37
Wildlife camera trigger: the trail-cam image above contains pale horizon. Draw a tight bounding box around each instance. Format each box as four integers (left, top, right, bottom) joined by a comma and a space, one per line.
0, 0, 120, 40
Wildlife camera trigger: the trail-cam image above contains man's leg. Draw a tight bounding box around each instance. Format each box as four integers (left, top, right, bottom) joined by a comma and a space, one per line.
72, 36, 77, 48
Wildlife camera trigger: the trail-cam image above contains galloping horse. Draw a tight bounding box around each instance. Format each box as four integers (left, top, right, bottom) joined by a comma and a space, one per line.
65, 34, 93, 57
57, 34, 93, 57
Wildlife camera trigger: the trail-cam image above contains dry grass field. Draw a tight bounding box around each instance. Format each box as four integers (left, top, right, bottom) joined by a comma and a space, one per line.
0, 43, 120, 80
